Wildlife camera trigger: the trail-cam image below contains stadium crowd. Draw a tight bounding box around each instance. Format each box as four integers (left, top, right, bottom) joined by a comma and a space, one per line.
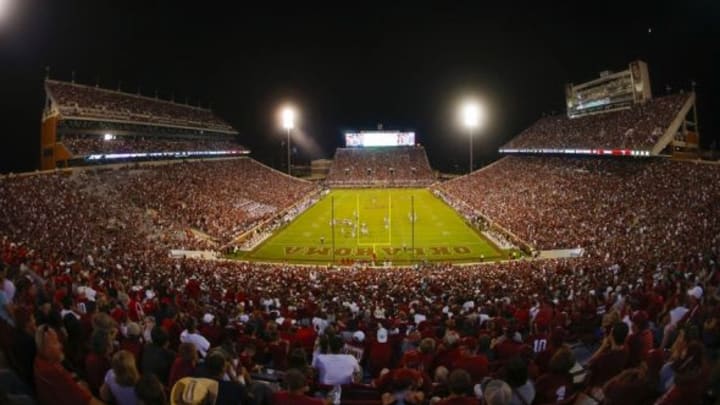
327, 147, 434, 187
61, 135, 245, 157
504, 94, 689, 150
47, 80, 234, 132
97, 159, 316, 242
437, 156, 720, 262
0, 152, 718, 404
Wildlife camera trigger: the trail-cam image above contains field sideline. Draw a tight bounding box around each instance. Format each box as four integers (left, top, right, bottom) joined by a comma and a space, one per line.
237, 188, 513, 264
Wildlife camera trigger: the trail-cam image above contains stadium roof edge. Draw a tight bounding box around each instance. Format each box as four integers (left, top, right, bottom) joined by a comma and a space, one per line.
45, 78, 215, 112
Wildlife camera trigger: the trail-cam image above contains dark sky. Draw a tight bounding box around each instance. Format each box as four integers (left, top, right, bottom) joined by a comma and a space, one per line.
1, 0, 718, 173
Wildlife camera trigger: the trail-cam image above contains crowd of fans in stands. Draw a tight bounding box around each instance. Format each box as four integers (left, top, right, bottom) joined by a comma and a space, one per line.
327, 147, 435, 187
47, 80, 234, 132
0, 159, 316, 254
62, 135, 245, 157
504, 94, 689, 150
97, 159, 316, 242
0, 153, 719, 404
437, 156, 720, 263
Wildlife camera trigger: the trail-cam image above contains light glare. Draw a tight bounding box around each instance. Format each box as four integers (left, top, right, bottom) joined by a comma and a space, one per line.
0, 0, 10, 22
282, 108, 295, 130
462, 103, 481, 129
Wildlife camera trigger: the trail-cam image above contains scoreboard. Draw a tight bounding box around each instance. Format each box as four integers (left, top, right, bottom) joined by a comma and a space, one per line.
345, 131, 415, 147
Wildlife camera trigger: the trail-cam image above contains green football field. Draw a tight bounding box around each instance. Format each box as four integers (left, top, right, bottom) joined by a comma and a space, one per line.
237, 188, 513, 264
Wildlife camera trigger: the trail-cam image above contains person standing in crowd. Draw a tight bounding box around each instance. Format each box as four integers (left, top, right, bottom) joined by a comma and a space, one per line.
586, 322, 629, 388
100, 350, 141, 405
34, 324, 105, 405
141, 326, 176, 385
313, 334, 362, 386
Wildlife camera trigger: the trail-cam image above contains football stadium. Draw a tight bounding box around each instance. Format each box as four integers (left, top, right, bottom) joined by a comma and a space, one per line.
1, 3, 719, 405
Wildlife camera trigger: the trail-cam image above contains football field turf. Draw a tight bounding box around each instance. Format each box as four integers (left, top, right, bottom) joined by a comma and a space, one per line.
239, 188, 511, 264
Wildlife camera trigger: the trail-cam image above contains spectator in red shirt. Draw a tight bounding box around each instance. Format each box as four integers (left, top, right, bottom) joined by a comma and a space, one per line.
374, 348, 432, 395
586, 322, 630, 388
625, 310, 653, 367
34, 324, 104, 405
85, 329, 113, 395
267, 329, 290, 371
533, 347, 575, 404
492, 324, 523, 362
655, 341, 709, 405
168, 342, 198, 390
434, 331, 462, 372
273, 369, 329, 405
451, 337, 488, 384
534, 327, 566, 375
369, 328, 393, 378
401, 338, 435, 373
119, 322, 144, 366
199, 312, 224, 348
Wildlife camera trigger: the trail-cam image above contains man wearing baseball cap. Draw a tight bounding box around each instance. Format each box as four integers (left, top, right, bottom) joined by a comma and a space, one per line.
679, 286, 704, 330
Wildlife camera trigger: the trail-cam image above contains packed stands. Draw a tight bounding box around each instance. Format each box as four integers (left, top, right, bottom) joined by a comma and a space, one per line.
1, 158, 316, 254
46, 80, 234, 132
437, 156, 720, 260
326, 146, 434, 186
42, 80, 245, 169
61, 134, 246, 157
1, 152, 719, 404
502, 93, 690, 151
98, 158, 317, 242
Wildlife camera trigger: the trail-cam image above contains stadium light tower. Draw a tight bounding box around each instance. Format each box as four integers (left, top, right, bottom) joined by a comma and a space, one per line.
461, 101, 483, 173
281, 107, 296, 175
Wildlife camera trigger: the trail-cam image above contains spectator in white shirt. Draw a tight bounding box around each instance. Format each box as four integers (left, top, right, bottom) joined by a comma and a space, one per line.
313, 334, 361, 386
180, 318, 211, 358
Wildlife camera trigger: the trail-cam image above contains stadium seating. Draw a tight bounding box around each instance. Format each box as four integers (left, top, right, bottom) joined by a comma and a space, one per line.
0, 158, 316, 253
503, 93, 690, 150
61, 134, 245, 156
326, 146, 434, 186
436, 156, 720, 261
46, 80, 234, 131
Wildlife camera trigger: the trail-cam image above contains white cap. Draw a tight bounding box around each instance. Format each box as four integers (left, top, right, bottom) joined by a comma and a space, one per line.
688, 286, 703, 299
377, 328, 388, 343
353, 331, 366, 342
202, 313, 215, 323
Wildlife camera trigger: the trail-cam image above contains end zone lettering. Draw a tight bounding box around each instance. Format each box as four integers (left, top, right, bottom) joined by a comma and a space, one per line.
284, 246, 472, 256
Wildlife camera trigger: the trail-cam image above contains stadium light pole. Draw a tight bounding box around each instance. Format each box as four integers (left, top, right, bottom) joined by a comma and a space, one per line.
281, 107, 295, 175
462, 102, 482, 173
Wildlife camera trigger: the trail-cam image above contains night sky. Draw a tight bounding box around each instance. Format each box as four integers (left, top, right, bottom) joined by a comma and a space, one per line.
1, 0, 718, 174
